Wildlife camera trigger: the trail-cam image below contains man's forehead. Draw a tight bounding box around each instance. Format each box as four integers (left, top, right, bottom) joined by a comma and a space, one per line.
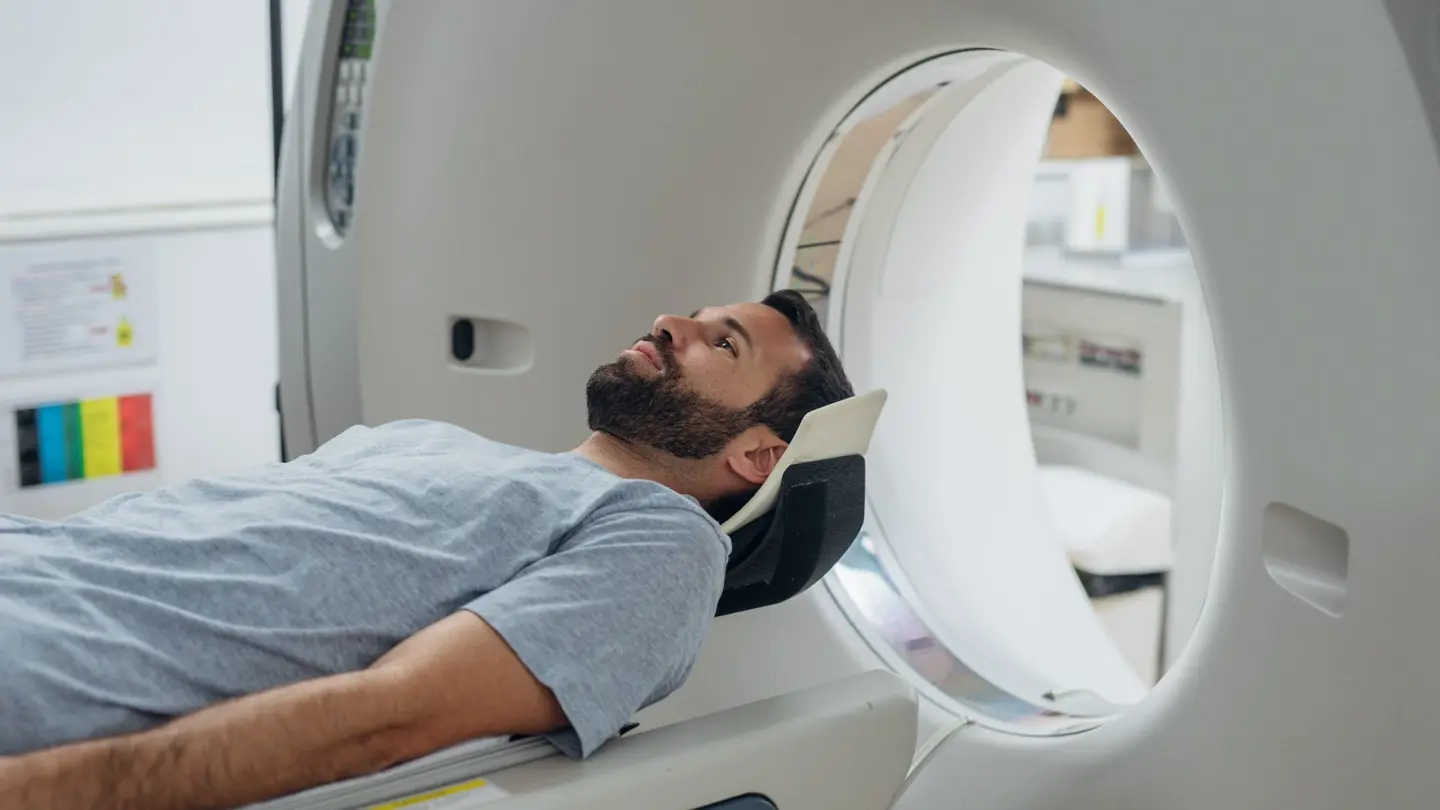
691, 302, 785, 336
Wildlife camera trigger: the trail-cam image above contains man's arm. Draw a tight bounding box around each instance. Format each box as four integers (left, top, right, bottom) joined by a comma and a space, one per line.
0, 612, 567, 810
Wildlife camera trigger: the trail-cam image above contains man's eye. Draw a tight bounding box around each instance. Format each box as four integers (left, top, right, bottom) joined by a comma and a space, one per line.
716, 337, 737, 356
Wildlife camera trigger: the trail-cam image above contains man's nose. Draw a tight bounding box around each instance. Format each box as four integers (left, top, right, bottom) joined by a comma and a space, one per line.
652, 314, 699, 348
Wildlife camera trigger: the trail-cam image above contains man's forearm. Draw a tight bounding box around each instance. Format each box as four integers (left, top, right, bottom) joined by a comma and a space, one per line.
0, 669, 424, 810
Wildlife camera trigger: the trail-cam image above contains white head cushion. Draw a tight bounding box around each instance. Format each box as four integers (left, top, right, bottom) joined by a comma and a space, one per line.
719, 388, 889, 534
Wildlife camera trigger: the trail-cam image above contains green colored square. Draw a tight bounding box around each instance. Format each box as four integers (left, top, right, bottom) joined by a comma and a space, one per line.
63, 402, 83, 480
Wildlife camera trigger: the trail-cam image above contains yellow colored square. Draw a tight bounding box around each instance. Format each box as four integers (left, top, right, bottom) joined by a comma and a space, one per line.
80, 398, 121, 478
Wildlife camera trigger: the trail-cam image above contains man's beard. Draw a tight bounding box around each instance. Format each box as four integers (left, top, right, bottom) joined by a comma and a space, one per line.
585, 335, 760, 460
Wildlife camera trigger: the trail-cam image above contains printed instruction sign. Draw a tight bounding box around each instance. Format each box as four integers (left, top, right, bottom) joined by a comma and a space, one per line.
366, 778, 511, 809
0, 239, 158, 377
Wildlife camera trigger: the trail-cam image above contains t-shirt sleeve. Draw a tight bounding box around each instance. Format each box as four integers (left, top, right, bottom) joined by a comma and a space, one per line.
461, 504, 727, 759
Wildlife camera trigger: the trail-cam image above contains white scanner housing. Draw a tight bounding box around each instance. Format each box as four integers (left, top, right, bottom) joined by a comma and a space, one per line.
276, 1, 1440, 808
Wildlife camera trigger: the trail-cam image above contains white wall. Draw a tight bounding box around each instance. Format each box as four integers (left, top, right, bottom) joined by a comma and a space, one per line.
0, 226, 280, 520
0, 0, 280, 518
0, 1, 274, 217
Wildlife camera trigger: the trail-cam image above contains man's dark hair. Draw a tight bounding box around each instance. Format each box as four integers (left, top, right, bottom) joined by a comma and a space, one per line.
748, 289, 855, 443
705, 289, 855, 523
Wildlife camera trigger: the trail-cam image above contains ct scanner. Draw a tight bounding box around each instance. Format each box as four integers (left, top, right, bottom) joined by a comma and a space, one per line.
272, 0, 1440, 808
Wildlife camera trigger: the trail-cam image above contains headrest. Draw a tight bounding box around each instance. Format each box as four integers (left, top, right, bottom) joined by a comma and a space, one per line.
715, 389, 887, 616
720, 389, 889, 534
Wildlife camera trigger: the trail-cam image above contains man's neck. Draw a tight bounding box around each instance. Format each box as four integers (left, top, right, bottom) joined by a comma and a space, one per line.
571, 432, 714, 502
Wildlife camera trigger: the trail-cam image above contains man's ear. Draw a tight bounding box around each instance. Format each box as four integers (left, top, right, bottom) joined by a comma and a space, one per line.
726, 428, 788, 486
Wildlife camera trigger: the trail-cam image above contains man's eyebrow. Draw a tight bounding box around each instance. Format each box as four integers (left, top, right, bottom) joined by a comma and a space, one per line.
691, 308, 753, 350
722, 316, 753, 349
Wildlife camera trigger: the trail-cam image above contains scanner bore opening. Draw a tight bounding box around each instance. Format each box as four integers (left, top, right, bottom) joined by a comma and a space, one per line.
772, 51, 1223, 734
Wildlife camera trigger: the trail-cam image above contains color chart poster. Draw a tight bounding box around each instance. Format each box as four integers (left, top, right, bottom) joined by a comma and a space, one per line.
13, 393, 156, 488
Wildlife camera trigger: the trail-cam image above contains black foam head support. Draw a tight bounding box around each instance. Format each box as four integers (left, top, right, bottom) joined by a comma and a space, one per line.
715, 454, 867, 617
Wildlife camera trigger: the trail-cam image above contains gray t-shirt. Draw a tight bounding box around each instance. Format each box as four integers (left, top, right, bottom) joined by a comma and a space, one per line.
0, 419, 729, 759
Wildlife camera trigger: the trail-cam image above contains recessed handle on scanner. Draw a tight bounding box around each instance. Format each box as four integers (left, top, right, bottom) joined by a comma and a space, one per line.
449, 316, 534, 372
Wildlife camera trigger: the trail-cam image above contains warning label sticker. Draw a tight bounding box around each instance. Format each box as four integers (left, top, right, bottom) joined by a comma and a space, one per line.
366, 778, 511, 809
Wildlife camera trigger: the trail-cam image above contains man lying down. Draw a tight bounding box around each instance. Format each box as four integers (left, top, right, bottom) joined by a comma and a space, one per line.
0, 290, 853, 810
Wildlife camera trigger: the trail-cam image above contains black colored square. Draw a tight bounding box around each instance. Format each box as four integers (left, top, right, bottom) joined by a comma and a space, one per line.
15, 409, 40, 488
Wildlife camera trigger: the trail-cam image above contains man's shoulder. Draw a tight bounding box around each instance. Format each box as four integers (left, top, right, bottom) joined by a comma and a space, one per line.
578, 484, 733, 565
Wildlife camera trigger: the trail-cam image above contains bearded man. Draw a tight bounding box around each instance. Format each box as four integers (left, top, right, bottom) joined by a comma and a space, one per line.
0, 289, 854, 810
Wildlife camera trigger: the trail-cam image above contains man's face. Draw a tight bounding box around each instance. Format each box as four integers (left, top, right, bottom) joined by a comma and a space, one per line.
585, 301, 810, 460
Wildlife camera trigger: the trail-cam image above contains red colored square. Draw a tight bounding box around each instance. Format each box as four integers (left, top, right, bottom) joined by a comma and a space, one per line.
118, 394, 156, 473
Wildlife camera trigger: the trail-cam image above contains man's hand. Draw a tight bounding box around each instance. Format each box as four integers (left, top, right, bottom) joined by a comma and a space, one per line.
0, 612, 566, 810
